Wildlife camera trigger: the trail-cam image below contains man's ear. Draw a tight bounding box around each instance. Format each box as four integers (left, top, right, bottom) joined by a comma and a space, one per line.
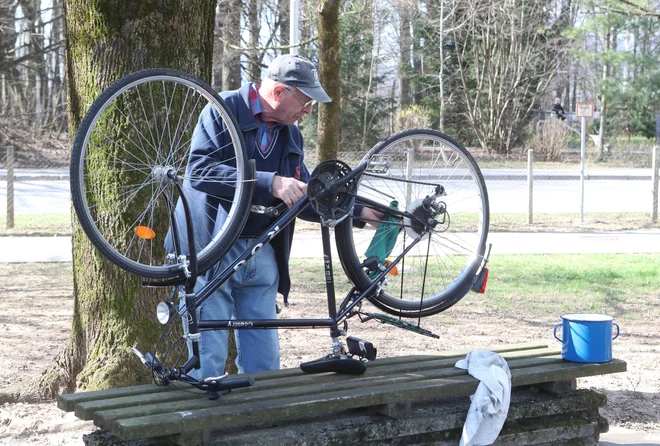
271, 84, 285, 102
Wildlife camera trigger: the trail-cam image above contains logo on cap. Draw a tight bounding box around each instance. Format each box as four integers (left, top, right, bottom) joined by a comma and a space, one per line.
311, 69, 319, 84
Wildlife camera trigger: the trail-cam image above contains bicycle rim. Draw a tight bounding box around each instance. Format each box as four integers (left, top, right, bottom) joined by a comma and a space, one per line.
71, 69, 251, 279
336, 129, 489, 316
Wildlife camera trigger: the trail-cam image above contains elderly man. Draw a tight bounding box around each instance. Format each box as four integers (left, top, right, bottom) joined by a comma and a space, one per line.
177, 54, 378, 377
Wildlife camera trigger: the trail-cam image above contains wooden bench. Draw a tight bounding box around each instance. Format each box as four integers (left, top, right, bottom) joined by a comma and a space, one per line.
58, 342, 626, 445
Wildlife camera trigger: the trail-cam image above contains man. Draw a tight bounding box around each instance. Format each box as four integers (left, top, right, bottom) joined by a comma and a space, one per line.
551, 98, 566, 120
176, 54, 379, 377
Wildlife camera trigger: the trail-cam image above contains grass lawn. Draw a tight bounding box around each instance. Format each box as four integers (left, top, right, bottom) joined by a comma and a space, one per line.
483, 253, 660, 318
0, 214, 70, 236
1, 211, 658, 237
290, 253, 660, 320
6, 253, 659, 322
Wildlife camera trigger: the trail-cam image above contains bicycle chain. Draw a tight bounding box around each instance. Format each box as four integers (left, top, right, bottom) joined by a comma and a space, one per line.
362, 172, 446, 188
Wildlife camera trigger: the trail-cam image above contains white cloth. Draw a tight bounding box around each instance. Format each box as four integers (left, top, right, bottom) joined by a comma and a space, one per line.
455, 350, 512, 446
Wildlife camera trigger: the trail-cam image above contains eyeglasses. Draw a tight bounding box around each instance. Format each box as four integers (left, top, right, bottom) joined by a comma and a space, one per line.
284, 86, 316, 109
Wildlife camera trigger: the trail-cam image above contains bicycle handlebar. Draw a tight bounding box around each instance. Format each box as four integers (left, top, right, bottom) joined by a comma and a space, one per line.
132, 348, 255, 397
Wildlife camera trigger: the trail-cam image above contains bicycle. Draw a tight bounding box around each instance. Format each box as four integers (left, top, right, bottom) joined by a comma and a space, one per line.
70, 68, 491, 399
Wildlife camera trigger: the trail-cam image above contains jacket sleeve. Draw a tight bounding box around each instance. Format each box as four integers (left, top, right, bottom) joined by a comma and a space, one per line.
188, 104, 243, 198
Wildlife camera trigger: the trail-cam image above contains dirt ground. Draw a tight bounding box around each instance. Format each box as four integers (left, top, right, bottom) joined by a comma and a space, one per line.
0, 262, 659, 445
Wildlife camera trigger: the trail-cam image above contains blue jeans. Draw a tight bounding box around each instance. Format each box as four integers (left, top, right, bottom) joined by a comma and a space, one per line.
188, 239, 280, 377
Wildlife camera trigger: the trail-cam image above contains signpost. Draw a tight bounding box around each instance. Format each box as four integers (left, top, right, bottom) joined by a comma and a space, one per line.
576, 103, 594, 222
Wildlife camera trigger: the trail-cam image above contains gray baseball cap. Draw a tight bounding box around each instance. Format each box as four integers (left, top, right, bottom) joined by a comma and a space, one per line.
266, 54, 332, 103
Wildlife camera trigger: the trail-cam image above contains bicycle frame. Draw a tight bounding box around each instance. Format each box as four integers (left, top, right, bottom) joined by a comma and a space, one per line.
170, 161, 432, 371
191, 194, 424, 334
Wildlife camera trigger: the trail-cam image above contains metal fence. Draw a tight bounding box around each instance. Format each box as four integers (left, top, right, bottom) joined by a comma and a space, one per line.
2, 144, 659, 234
1, 144, 70, 234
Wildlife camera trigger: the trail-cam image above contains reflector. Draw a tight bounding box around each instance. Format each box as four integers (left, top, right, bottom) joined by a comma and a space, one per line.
134, 226, 156, 240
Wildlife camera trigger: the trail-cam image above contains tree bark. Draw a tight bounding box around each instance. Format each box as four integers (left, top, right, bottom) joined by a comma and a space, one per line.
247, 0, 261, 82
279, 0, 290, 48
317, 0, 341, 162
30, 0, 216, 401
213, 5, 224, 90
398, 1, 412, 109
598, 29, 611, 161
220, 0, 241, 90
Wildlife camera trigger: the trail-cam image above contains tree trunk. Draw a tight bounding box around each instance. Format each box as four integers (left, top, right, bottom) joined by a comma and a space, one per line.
30, 0, 216, 401
247, 0, 261, 82
279, 0, 290, 48
0, 0, 19, 116
221, 0, 241, 90
598, 29, 611, 161
437, 0, 445, 131
317, 0, 341, 162
398, 2, 412, 109
213, 5, 224, 90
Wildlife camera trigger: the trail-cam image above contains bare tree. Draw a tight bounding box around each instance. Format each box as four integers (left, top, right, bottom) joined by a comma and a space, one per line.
398, 0, 412, 109
451, 0, 566, 154
220, 0, 241, 90
1, 0, 67, 167
247, 0, 262, 82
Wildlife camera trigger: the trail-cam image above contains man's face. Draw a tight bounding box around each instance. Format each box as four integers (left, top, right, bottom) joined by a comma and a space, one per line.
273, 85, 315, 125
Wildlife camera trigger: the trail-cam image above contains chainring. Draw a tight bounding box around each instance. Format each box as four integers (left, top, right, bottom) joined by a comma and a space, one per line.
308, 159, 357, 222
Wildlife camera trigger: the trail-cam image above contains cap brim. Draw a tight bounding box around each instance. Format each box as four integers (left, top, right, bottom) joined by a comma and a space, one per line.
297, 85, 332, 103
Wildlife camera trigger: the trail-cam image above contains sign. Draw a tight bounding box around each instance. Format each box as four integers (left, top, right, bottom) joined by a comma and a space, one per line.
576, 103, 594, 118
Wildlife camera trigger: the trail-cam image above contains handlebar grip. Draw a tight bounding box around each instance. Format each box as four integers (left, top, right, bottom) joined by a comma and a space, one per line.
219, 376, 255, 390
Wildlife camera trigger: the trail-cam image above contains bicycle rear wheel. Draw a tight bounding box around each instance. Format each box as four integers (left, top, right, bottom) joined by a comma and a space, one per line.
335, 129, 489, 317
70, 69, 252, 279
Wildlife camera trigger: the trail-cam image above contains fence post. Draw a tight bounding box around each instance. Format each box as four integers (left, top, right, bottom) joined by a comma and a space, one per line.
6, 145, 14, 229
527, 149, 533, 225
652, 146, 658, 223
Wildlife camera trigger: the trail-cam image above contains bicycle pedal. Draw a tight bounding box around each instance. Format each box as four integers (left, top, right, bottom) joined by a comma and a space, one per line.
346, 336, 377, 361
300, 354, 367, 375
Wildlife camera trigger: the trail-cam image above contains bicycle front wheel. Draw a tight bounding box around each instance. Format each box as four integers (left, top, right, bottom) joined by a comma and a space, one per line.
336, 129, 489, 317
70, 69, 252, 279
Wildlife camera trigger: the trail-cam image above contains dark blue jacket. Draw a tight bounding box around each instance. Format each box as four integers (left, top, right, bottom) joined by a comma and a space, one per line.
168, 83, 362, 299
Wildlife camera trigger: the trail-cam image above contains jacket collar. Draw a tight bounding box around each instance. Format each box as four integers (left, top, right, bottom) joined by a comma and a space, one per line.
234, 83, 259, 132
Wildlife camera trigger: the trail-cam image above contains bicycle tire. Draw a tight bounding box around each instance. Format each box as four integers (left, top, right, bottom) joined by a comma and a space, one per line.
70, 69, 253, 279
335, 129, 489, 317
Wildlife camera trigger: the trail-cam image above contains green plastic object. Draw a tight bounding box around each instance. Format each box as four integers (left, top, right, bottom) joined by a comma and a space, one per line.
364, 200, 400, 279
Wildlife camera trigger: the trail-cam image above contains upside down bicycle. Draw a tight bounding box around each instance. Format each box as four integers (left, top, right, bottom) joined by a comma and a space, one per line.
70, 69, 491, 399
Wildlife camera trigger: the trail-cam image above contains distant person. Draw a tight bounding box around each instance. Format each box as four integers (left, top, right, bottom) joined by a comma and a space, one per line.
551, 98, 566, 121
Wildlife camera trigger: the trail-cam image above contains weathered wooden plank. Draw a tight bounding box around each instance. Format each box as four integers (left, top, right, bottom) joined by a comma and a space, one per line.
59, 342, 548, 414
258, 346, 558, 390
93, 355, 565, 428
511, 358, 627, 386
57, 383, 170, 412
75, 347, 559, 421
248, 341, 550, 380
112, 376, 481, 440
111, 358, 624, 441
85, 350, 560, 423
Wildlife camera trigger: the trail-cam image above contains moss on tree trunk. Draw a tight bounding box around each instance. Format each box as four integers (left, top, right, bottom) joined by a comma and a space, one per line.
31, 0, 216, 400
317, 0, 341, 162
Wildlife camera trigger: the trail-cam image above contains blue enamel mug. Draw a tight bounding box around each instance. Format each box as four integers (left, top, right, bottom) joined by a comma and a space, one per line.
553, 313, 620, 363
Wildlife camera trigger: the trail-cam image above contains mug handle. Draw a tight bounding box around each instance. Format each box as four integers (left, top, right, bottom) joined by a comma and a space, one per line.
553, 323, 562, 342
612, 323, 620, 340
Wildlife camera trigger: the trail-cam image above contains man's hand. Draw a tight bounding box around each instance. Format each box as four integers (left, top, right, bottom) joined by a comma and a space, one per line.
360, 207, 384, 228
272, 175, 307, 208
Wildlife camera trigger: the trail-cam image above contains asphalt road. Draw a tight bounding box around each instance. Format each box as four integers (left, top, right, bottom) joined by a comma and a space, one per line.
0, 170, 656, 215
